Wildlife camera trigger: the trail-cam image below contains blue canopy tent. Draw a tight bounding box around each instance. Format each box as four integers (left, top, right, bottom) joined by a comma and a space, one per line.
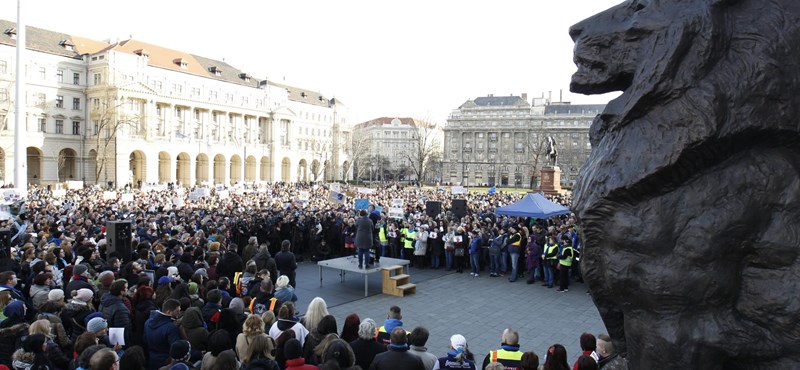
494, 193, 571, 218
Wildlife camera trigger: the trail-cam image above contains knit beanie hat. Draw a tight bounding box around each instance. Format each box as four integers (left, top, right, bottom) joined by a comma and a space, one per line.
87, 317, 108, 333
73, 264, 88, 276
158, 276, 175, 286
48, 289, 65, 302
75, 288, 94, 302
229, 298, 244, 314
170, 340, 191, 360
187, 282, 198, 295
167, 266, 179, 279
284, 338, 302, 360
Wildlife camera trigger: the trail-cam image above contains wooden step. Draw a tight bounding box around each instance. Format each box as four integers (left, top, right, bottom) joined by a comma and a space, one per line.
383, 265, 404, 273
390, 274, 410, 281
397, 283, 416, 295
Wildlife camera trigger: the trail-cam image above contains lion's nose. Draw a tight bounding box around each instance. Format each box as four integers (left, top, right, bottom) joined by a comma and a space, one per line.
569, 23, 584, 41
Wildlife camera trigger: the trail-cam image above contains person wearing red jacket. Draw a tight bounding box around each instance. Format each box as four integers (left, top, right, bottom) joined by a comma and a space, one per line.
284, 338, 318, 370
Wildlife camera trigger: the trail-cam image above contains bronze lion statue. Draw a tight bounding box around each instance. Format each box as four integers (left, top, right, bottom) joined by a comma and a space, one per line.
570, 0, 800, 368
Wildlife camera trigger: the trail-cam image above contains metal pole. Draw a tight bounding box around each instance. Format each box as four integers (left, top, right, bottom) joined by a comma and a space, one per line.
14, 0, 27, 194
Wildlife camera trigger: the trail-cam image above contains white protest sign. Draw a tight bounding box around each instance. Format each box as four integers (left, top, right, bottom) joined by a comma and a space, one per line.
120, 194, 134, 203
103, 191, 117, 200
357, 187, 375, 195
52, 189, 67, 198
172, 197, 185, 208
218, 190, 229, 199
298, 191, 310, 201
391, 199, 404, 207
451, 186, 468, 194
67, 181, 84, 190
175, 188, 185, 195
330, 183, 341, 193
389, 207, 404, 219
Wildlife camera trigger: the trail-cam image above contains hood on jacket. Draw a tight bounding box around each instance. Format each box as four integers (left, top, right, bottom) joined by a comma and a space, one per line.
0, 323, 29, 337
383, 318, 403, 333
181, 307, 204, 329
145, 310, 176, 331
3, 300, 25, 320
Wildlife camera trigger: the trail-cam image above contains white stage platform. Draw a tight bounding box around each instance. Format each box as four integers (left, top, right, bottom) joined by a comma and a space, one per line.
317, 256, 410, 297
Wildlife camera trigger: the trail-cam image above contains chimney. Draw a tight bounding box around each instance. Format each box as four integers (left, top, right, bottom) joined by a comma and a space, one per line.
521, 93, 528, 102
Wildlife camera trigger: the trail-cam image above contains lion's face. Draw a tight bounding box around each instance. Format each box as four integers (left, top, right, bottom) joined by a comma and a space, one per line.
570, 0, 674, 95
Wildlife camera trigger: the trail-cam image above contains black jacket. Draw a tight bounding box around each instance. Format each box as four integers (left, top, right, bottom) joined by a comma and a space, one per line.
368, 346, 424, 370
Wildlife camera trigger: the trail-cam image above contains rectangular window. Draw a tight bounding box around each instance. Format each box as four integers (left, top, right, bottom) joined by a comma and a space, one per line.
57, 69, 63, 82
93, 73, 102, 85
194, 109, 200, 120
72, 97, 80, 110
73, 72, 80, 85
56, 95, 64, 108
39, 118, 46, 133
72, 121, 80, 135
38, 67, 46, 80
192, 87, 201, 97
55, 119, 64, 134
36, 93, 46, 107
210, 91, 218, 100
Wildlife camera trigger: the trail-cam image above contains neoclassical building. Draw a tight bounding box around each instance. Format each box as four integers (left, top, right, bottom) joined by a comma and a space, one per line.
352, 117, 442, 182
0, 19, 352, 188
443, 94, 604, 188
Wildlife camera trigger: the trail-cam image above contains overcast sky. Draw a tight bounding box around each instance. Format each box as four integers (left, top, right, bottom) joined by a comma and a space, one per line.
2, 0, 622, 125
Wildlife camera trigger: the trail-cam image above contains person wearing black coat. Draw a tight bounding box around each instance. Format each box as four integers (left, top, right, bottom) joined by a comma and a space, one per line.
132, 286, 158, 347
274, 241, 298, 289
368, 327, 424, 370
216, 249, 244, 283
349, 319, 386, 370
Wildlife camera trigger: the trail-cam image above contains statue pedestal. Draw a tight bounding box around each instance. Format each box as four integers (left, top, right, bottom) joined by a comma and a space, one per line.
538, 166, 564, 195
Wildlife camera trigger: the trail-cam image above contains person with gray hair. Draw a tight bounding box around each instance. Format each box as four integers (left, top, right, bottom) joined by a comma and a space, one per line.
349, 318, 386, 370
595, 334, 628, 370
482, 328, 522, 370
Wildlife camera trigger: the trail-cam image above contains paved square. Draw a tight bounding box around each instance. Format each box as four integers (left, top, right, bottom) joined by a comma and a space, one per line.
292, 259, 607, 365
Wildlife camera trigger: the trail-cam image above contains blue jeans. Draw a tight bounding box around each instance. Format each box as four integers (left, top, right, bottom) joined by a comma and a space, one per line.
500, 251, 508, 273
431, 254, 441, 269
357, 248, 370, 267
470, 253, 480, 275
509, 253, 520, 281
544, 263, 555, 286
490, 254, 500, 274
445, 250, 454, 270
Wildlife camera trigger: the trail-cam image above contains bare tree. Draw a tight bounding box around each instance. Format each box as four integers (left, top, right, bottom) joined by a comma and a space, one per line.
309, 137, 332, 182
346, 133, 370, 184
89, 86, 139, 183
400, 120, 442, 186
525, 131, 549, 188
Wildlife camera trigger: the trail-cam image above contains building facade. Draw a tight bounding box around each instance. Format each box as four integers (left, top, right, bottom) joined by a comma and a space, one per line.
0, 20, 351, 188
443, 93, 604, 188
352, 117, 444, 183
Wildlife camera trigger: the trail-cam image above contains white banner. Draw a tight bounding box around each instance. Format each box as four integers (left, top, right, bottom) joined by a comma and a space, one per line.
66, 181, 84, 190
389, 207, 404, 219
329, 183, 341, 192
52, 189, 67, 198
218, 190, 229, 199
357, 187, 375, 195
120, 194, 134, 203
451, 186, 468, 194
298, 191, 310, 201
391, 198, 404, 207
103, 191, 117, 200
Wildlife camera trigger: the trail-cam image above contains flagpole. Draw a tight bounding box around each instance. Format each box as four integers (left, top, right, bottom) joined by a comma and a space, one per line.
14, 0, 28, 194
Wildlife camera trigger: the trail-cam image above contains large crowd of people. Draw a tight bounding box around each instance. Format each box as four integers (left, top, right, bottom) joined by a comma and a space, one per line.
0, 182, 627, 370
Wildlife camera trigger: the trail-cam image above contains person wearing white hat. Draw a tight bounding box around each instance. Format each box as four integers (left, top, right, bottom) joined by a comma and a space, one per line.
432, 334, 476, 370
